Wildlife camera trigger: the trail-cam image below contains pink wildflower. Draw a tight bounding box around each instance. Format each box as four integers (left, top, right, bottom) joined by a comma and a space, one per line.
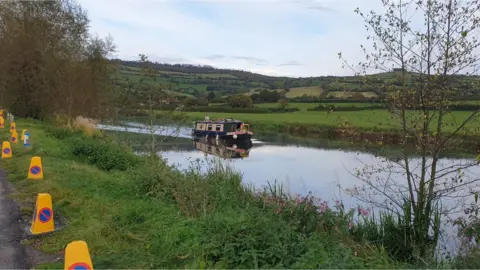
318, 201, 329, 213
335, 200, 340, 205
348, 222, 353, 230
359, 208, 369, 217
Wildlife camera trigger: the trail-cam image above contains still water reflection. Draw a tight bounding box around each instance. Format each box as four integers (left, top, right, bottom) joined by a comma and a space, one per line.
162, 138, 398, 209
192, 137, 253, 160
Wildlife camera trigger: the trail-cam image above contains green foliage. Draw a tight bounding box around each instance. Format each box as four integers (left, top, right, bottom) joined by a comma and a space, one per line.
114, 60, 480, 102
131, 158, 398, 268
352, 211, 419, 263
45, 126, 84, 140
227, 94, 253, 108
130, 158, 182, 198
182, 105, 299, 114
0, 119, 428, 269
308, 104, 386, 112
251, 89, 282, 103
0, 1, 116, 120
69, 135, 139, 171
200, 210, 317, 268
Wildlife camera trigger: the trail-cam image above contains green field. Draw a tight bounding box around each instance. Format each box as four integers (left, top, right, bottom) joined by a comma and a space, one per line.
254, 102, 382, 110
184, 109, 480, 134
114, 60, 480, 100
326, 91, 379, 98
284, 86, 324, 98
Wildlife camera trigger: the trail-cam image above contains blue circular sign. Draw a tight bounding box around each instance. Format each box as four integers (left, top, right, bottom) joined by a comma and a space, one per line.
11, 137, 15, 142
68, 262, 91, 270
3, 148, 10, 154
38, 207, 52, 223
30, 166, 41, 175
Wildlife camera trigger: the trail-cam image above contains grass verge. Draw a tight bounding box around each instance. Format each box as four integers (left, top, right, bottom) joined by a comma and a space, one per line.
1, 118, 411, 268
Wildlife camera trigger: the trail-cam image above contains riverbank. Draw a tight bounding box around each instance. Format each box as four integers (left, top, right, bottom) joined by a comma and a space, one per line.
0, 119, 410, 269
177, 110, 480, 152
118, 107, 480, 153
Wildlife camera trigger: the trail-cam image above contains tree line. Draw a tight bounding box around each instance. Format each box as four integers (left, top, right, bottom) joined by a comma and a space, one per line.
0, 0, 115, 122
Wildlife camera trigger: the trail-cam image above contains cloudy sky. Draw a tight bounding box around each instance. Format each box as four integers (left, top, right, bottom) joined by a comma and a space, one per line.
79, 0, 387, 77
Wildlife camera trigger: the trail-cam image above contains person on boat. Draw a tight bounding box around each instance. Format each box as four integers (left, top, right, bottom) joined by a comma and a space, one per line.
204, 114, 210, 121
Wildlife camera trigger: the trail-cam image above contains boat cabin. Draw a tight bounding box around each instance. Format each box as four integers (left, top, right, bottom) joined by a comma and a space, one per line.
194, 120, 250, 133
192, 118, 253, 140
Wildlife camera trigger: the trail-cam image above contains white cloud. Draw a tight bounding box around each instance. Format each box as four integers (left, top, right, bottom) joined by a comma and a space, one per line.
77, 0, 408, 77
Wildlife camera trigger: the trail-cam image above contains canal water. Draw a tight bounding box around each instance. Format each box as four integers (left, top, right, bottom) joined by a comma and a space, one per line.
98, 121, 480, 254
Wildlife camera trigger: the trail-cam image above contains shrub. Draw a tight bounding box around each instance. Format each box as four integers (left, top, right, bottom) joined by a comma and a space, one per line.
131, 158, 181, 199
197, 187, 389, 269
70, 136, 139, 171
181, 106, 299, 114
307, 105, 386, 112
199, 210, 310, 268
182, 105, 269, 113
46, 126, 83, 139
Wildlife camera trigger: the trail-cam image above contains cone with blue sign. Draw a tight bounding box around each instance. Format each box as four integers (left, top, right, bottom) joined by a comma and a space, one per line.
10, 130, 18, 144
64, 241, 94, 270
28, 156, 43, 180
29, 193, 55, 235
1, 141, 12, 159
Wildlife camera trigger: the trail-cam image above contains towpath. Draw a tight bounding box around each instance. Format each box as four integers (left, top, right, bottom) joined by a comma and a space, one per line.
0, 168, 29, 268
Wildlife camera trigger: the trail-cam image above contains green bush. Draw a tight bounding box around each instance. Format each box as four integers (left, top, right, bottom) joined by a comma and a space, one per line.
69, 136, 139, 171
130, 158, 181, 199
199, 210, 310, 268
133, 158, 252, 217
46, 126, 83, 139
182, 105, 299, 114
183, 105, 270, 113
307, 105, 386, 112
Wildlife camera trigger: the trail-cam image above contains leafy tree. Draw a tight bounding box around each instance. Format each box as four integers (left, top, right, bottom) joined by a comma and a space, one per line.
136, 54, 187, 157
278, 99, 289, 110
207, 91, 216, 101
0, 0, 115, 122
228, 95, 253, 108
251, 90, 281, 103
339, 0, 480, 263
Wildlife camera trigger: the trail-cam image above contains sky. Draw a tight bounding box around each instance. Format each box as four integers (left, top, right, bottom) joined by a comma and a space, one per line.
78, 0, 390, 77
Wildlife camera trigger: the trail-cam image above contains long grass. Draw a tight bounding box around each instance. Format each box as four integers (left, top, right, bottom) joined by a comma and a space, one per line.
0, 118, 410, 269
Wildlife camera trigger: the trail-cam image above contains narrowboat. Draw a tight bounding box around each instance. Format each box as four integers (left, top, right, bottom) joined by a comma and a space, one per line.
192, 118, 253, 140
193, 137, 252, 159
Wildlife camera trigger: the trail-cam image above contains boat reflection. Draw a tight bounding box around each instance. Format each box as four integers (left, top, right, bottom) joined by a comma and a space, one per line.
193, 137, 253, 159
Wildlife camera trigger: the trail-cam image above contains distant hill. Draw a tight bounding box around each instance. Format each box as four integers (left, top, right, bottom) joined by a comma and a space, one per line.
112, 59, 480, 101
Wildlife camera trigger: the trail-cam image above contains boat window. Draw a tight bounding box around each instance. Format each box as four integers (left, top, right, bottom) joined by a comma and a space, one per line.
207, 125, 212, 131
216, 125, 221, 131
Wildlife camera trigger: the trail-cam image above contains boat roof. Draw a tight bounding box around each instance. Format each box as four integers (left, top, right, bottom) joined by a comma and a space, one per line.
196, 118, 244, 124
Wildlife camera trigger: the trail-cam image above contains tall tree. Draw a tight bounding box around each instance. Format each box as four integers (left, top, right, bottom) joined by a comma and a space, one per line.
0, 0, 116, 122
340, 0, 480, 263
